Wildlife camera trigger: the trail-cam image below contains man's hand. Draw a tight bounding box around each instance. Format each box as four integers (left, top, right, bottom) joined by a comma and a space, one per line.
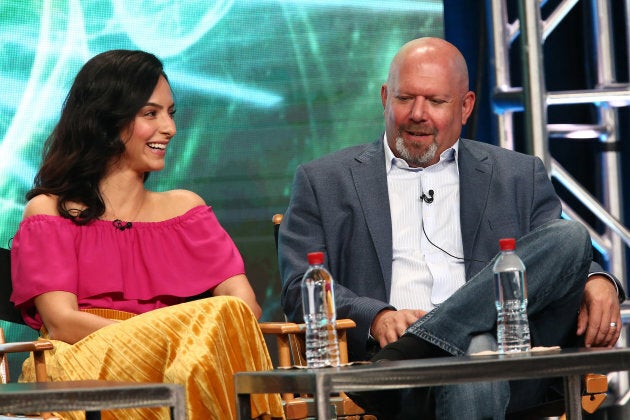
371, 309, 426, 348
577, 275, 621, 347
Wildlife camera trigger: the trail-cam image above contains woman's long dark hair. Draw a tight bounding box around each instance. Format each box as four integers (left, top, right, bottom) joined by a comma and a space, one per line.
27, 50, 167, 224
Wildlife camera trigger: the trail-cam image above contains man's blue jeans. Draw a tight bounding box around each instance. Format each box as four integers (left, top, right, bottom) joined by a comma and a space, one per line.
407, 219, 592, 418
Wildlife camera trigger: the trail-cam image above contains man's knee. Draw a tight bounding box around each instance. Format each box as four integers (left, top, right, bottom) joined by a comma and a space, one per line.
555, 219, 589, 243
467, 333, 497, 354
540, 219, 591, 252
531, 219, 592, 269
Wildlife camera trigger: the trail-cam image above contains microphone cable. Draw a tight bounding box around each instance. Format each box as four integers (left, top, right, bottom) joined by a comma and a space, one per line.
420, 216, 488, 264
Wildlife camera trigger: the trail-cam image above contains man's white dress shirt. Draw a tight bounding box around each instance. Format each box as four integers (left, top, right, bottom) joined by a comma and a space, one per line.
385, 135, 466, 311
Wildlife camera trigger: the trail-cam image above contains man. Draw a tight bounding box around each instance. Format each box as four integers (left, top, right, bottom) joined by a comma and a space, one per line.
278, 37, 624, 418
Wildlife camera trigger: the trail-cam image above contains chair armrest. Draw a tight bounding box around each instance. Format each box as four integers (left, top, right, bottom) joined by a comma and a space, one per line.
334, 319, 357, 330
259, 322, 304, 335
0, 332, 54, 384
259, 319, 356, 368
0, 341, 54, 354
259, 319, 356, 335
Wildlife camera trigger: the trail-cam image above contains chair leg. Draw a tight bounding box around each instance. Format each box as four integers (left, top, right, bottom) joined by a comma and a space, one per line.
581, 373, 607, 414
558, 373, 608, 420
338, 392, 367, 416
33, 349, 49, 382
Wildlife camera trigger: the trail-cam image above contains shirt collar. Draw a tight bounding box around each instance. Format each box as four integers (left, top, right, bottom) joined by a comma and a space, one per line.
383, 133, 459, 173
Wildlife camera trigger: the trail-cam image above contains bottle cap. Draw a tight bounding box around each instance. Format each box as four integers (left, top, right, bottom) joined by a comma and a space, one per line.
499, 238, 516, 251
307, 251, 324, 265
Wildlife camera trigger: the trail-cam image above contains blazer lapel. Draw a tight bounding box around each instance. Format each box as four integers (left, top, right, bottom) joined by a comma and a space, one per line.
350, 138, 393, 297
458, 139, 493, 278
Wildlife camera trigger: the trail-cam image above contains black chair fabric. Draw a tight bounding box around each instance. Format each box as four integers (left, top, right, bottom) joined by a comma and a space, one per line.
1, 247, 39, 380
0, 247, 24, 324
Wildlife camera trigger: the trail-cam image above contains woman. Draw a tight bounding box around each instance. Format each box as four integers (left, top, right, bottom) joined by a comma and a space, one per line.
10, 50, 283, 420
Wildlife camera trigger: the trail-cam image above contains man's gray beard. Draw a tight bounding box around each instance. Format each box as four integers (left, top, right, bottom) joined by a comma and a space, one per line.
395, 136, 438, 167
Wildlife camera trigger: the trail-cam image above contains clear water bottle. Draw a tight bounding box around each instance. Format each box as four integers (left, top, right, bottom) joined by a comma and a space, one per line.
493, 238, 531, 353
301, 251, 340, 368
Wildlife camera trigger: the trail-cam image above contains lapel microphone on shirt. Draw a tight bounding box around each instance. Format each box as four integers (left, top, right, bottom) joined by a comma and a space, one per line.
420, 189, 434, 204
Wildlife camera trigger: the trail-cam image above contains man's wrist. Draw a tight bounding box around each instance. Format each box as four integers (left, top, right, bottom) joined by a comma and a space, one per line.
588, 272, 624, 303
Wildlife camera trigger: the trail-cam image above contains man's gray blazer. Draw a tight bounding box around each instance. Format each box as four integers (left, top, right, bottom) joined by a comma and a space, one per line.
279, 136, 615, 361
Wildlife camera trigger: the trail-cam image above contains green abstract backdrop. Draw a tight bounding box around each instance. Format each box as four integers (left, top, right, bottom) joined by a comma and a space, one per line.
0, 0, 443, 321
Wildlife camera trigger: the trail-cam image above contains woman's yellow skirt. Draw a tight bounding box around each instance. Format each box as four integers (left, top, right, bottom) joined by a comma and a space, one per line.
20, 296, 284, 420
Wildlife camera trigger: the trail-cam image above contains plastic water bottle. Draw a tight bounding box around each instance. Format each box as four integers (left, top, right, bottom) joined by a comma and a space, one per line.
493, 238, 531, 353
301, 251, 340, 368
